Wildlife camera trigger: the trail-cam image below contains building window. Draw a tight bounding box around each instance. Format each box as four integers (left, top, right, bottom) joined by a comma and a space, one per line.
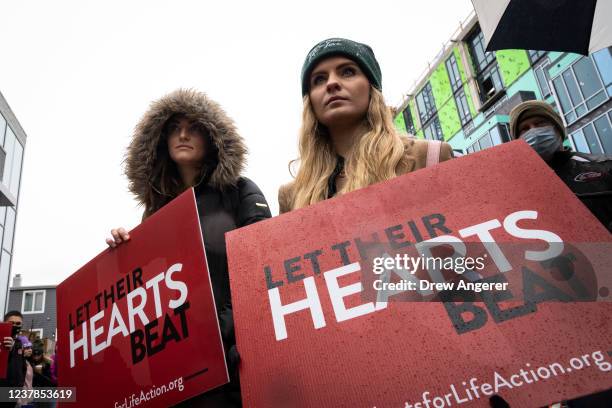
2, 127, 16, 190
466, 124, 511, 153
402, 107, 416, 135
446, 53, 473, 128
423, 116, 444, 141
0, 251, 11, 293
478, 64, 504, 102
0, 113, 6, 146
416, 82, 436, 124
534, 58, 552, 98
528, 50, 547, 64
469, 30, 496, 72
454, 89, 472, 126
592, 47, 612, 97
569, 110, 612, 155
445, 54, 462, 93
0, 125, 24, 200
552, 56, 608, 125
3, 208, 15, 252
29, 328, 43, 339
22, 290, 45, 314
467, 28, 503, 103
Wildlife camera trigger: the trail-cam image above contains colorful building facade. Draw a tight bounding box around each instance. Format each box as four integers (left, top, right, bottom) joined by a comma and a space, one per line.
394, 14, 612, 156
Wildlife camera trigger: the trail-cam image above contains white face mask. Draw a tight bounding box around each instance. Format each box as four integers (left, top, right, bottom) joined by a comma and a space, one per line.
520, 126, 562, 162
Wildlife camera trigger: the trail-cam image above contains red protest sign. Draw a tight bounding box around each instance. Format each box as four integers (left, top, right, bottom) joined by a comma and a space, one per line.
57, 189, 228, 407
0, 323, 11, 379
227, 141, 612, 408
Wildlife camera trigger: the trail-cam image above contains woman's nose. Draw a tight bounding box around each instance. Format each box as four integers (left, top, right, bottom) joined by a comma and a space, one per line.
326, 73, 342, 92
178, 127, 189, 140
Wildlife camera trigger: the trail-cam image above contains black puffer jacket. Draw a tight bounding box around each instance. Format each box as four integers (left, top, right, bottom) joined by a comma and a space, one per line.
125, 89, 271, 407
550, 149, 612, 233
0, 340, 26, 408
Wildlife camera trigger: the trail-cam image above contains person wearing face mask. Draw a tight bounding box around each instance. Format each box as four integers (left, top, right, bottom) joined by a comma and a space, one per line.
509, 100, 612, 233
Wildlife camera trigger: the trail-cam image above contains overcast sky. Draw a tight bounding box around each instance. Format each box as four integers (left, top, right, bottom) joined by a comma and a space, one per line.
0, 0, 474, 286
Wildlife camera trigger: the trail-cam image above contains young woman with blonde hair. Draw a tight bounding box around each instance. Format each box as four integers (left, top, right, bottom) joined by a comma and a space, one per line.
279, 38, 453, 213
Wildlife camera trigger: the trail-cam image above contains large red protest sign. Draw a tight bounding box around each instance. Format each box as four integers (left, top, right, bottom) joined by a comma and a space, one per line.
227, 141, 612, 408
57, 189, 228, 407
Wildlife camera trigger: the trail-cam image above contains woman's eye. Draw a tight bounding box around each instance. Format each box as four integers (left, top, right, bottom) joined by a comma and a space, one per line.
312, 75, 326, 86
342, 67, 356, 76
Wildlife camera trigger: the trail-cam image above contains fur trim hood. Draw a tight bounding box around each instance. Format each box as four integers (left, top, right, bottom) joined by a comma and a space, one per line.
125, 89, 247, 208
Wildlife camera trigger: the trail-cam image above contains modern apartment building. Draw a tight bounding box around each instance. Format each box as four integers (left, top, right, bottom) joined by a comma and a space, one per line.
0, 91, 26, 313
393, 12, 612, 156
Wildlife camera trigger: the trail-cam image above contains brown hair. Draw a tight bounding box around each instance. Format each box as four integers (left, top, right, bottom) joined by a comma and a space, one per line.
145, 115, 218, 217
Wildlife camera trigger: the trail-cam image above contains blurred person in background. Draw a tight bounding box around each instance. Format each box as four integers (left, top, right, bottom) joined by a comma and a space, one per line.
19, 338, 32, 360
510, 100, 612, 233
1, 312, 28, 408
29, 340, 55, 388
27, 340, 55, 408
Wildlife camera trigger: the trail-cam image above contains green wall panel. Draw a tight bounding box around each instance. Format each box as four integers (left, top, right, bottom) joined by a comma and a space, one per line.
496, 49, 530, 87
428, 60, 461, 140
430, 62, 453, 107
394, 112, 407, 134
416, 129, 424, 139
438, 101, 461, 140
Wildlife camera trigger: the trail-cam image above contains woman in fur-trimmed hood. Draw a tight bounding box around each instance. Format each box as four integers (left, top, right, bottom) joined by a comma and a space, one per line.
126, 88, 252, 217
111, 89, 271, 407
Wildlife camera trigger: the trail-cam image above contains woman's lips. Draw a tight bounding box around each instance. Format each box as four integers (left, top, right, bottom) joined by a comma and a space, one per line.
326, 96, 348, 106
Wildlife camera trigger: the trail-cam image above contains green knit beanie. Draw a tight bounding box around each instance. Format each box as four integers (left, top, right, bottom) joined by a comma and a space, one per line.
301, 38, 382, 96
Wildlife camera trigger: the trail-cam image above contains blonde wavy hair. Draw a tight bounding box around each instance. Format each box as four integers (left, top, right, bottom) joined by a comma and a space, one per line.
290, 86, 408, 210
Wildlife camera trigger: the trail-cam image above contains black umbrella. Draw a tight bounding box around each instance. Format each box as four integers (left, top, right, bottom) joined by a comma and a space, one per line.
472, 0, 611, 55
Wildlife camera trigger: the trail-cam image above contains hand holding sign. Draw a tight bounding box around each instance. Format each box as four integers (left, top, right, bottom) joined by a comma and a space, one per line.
105, 227, 131, 248
58, 190, 229, 408
227, 141, 612, 408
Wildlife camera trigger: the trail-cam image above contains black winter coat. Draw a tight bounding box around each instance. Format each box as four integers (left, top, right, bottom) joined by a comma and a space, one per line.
550, 149, 612, 233
0, 342, 26, 408
195, 177, 271, 346
125, 89, 272, 407
31, 358, 55, 388
175, 177, 271, 407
